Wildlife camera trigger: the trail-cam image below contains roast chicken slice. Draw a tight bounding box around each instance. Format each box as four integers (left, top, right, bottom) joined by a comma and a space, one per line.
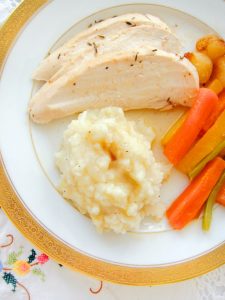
29, 47, 199, 124
33, 13, 174, 81
51, 24, 181, 82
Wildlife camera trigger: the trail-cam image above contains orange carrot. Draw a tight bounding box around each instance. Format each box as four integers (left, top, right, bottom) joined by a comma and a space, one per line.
164, 88, 218, 165
178, 109, 225, 174
166, 157, 225, 229
216, 183, 225, 206
202, 89, 225, 132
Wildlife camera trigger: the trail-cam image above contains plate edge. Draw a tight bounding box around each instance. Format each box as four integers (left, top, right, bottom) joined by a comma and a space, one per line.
0, 0, 225, 286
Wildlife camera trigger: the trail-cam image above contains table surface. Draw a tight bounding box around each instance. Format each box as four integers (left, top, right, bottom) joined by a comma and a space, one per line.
1, 1, 225, 299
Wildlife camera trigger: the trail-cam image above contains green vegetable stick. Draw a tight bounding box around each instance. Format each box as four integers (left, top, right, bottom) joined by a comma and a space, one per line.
161, 112, 187, 146
202, 170, 225, 231
189, 139, 225, 180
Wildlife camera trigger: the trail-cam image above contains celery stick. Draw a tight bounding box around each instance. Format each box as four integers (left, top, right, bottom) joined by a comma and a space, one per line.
202, 170, 225, 231
189, 139, 225, 180
161, 112, 187, 146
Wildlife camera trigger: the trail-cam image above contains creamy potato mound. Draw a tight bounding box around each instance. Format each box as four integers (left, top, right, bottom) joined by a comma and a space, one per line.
55, 107, 165, 233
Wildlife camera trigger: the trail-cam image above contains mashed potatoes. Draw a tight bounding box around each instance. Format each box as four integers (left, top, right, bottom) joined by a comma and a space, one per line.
55, 107, 165, 233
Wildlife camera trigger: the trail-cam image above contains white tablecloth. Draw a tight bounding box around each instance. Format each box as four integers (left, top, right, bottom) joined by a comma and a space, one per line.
0, 1, 225, 299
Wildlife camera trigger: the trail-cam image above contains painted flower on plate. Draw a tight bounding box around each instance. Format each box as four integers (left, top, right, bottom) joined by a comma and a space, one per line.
13, 260, 30, 276
37, 253, 49, 265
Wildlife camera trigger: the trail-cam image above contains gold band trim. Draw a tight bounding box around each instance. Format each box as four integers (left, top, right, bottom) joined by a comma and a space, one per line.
0, 0, 225, 285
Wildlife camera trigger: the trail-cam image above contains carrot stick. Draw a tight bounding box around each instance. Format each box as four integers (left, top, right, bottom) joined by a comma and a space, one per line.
188, 139, 225, 179
178, 109, 225, 174
161, 112, 188, 146
216, 183, 225, 206
164, 88, 218, 165
202, 89, 225, 132
166, 157, 225, 229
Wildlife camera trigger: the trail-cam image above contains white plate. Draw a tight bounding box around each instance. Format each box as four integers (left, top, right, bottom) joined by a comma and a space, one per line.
0, 0, 225, 285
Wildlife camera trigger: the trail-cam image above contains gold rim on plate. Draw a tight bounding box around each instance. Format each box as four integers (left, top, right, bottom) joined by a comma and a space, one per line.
0, 0, 225, 286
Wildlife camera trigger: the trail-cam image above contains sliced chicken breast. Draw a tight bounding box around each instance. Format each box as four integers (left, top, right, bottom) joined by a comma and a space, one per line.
33, 13, 174, 81
51, 24, 181, 81
29, 47, 199, 124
